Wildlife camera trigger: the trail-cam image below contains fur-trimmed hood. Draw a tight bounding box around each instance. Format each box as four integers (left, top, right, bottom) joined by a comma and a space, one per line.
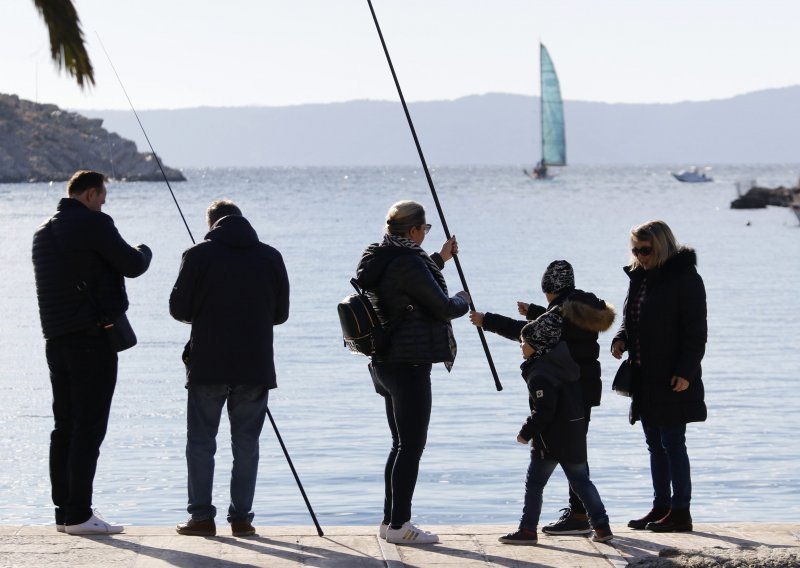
561, 290, 616, 333
624, 247, 698, 283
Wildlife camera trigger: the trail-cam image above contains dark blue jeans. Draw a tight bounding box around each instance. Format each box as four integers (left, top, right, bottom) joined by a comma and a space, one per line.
521, 457, 609, 531
46, 331, 118, 526
568, 406, 592, 514
186, 384, 270, 523
641, 420, 691, 509
370, 362, 432, 527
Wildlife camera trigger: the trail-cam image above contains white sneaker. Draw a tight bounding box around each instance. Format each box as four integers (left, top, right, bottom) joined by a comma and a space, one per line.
378, 522, 389, 540
385, 521, 439, 545
65, 511, 124, 535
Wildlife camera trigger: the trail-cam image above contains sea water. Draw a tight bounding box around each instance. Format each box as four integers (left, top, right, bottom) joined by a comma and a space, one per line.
1, 165, 798, 527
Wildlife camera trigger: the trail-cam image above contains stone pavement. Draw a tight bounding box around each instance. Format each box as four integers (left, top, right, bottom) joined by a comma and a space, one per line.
0, 523, 798, 567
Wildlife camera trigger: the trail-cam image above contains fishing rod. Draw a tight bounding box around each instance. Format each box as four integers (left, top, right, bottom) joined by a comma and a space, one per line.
98, 36, 324, 537
95, 34, 195, 244
365, 0, 503, 391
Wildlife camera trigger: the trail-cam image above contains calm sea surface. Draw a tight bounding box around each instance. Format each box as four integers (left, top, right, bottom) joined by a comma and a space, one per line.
1, 165, 798, 528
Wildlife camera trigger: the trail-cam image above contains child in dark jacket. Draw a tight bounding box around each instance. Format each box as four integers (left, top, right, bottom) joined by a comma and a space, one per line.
499, 309, 613, 545
471, 260, 615, 535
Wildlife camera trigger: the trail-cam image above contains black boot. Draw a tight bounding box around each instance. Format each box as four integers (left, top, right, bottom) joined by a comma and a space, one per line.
646, 508, 693, 532
627, 507, 669, 530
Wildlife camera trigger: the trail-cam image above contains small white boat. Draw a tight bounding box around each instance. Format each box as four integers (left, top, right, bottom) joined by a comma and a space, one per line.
672, 166, 713, 183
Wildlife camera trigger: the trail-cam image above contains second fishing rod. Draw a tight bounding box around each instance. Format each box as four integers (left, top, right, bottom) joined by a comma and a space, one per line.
366, 0, 503, 391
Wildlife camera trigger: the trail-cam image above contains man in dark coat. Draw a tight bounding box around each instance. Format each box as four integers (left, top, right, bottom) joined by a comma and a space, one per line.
32, 170, 152, 535
170, 199, 289, 538
470, 260, 615, 535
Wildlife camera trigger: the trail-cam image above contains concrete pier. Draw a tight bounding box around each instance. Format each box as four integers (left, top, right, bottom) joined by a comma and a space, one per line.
0, 523, 798, 567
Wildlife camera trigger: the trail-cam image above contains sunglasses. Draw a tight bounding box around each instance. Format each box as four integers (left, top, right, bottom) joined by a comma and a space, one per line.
420, 223, 432, 234
631, 246, 654, 256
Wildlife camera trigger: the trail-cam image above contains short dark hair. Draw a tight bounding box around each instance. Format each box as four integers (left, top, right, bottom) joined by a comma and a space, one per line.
207, 199, 242, 227
67, 170, 106, 196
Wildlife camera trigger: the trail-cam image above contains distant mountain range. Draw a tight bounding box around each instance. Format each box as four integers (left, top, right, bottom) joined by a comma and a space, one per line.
81, 87, 800, 168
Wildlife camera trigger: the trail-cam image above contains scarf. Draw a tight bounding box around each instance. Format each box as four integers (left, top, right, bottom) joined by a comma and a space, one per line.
382, 233, 457, 371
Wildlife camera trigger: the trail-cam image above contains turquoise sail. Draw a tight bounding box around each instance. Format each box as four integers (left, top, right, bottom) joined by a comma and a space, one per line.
540, 43, 566, 166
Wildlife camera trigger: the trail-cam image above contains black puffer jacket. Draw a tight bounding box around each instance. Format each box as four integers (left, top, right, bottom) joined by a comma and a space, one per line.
482, 289, 615, 407
355, 243, 468, 365
518, 342, 586, 463
32, 198, 152, 339
170, 215, 290, 387
613, 248, 707, 425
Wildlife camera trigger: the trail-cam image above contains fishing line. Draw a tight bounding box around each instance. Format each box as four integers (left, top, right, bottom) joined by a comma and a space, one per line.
366, 0, 503, 391
97, 35, 324, 536
95, 33, 195, 244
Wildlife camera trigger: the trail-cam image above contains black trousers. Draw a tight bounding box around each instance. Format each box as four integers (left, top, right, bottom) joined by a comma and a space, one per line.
46, 331, 117, 526
371, 361, 432, 527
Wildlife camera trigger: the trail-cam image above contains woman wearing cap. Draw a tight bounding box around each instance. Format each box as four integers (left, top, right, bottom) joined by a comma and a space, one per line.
470, 260, 615, 535
498, 310, 613, 545
611, 220, 707, 533
354, 200, 470, 545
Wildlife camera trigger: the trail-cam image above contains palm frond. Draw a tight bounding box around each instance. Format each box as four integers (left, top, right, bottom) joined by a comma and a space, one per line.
32, 0, 95, 88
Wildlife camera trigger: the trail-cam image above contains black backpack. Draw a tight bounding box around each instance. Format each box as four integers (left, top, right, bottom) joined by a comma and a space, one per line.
338, 278, 389, 356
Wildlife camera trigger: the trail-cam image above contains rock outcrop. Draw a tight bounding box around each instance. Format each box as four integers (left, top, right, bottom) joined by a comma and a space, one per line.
0, 94, 185, 183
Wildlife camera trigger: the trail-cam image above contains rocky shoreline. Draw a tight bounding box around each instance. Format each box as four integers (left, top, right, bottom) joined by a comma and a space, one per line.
0, 94, 185, 183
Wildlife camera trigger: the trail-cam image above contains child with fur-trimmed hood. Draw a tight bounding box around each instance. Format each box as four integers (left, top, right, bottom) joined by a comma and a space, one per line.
471, 260, 615, 535
497, 311, 613, 546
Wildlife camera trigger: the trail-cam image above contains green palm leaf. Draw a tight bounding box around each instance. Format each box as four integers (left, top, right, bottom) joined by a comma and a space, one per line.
32, 0, 95, 88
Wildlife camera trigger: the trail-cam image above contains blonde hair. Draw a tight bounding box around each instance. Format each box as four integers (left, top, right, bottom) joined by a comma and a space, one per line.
628, 219, 681, 269
385, 200, 426, 236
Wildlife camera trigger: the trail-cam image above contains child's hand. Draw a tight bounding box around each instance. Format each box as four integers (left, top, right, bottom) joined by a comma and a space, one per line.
516, 434, 528, 445
516, 301, 529, 316
469, 311, 484, 327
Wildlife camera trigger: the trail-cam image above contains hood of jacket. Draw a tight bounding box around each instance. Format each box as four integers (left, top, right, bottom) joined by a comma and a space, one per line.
521, 341, 580, 385
561, 290, 616, 333
204, 215, 259, 248
624, 247, 698, 283
355, 242, 417, 289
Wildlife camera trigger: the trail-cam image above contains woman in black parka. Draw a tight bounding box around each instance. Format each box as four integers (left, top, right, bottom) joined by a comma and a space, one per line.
355, 200, 470, 545
611, 220, 707, 533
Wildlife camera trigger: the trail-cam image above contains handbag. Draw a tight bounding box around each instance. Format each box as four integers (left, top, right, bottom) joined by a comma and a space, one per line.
75, 282, 137, 352
612, 359, 632, 397
101, 313, 138, 352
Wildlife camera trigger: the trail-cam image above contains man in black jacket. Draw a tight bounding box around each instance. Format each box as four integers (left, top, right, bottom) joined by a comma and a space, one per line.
32, 170, 152, 535
170, 199, 289, 538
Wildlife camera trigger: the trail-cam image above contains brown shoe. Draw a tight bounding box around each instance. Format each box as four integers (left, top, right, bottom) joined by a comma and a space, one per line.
231, 520, 256, 537
176, 517, 216, 536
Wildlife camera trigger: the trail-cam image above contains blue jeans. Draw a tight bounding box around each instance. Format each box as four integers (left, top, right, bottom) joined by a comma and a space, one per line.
46, 332, 118, 526
370, 362, 432, 527
641, 420, 691, 509
521, 457, 609, 531
186, 384, 269, 523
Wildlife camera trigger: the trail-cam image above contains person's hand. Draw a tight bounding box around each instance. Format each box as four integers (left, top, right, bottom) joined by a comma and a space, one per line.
516, 434, 528, 445
469, 311, 485, 327
611, 340, 626, 359
439, 235, 458, 261
517, 301, 529, 316
671, 376, 690, 392
455, 290, 471, 305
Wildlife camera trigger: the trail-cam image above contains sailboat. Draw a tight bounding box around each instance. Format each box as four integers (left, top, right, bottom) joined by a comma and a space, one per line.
524, 43, 566, 180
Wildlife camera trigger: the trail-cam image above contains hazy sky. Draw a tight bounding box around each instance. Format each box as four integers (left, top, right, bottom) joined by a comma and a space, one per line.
3, 0, 800, 110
